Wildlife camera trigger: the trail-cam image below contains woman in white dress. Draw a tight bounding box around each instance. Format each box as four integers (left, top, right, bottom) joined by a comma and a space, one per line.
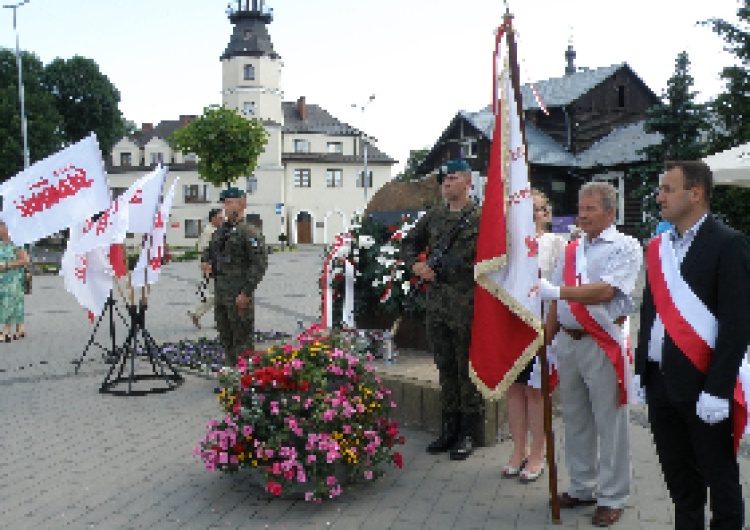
502, 189, 566, 483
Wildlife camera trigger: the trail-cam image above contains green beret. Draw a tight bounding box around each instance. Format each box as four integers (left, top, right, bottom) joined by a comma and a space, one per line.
437, 159, 471, 184
219, 187, 246, 201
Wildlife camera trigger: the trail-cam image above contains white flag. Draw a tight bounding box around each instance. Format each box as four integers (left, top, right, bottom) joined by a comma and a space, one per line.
60, 221, 114, 320
0, 134, 110, 245
131, 177, 179, 287
73, 167, 164, 255
126, 164, 166, 233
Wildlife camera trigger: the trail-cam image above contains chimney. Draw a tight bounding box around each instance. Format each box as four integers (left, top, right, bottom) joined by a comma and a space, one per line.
565, 40, 576, 76
297, 96, 307, 121
141, 122, 154, 134
179, 115, 196, 127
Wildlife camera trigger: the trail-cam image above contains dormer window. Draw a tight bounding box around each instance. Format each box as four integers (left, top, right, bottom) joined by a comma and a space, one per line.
243, 29, 252, 41
244, 64, 255, 80
120, 152, 132, 166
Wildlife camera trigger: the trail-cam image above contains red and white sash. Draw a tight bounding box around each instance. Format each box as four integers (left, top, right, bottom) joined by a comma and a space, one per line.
646, 234, 749, 454
562, 239, 633, 406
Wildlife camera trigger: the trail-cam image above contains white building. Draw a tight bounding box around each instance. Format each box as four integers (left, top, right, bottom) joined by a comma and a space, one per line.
109, 0, 395, 248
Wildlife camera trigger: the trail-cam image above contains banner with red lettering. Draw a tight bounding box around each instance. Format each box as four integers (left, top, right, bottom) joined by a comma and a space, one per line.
0, 134, 110, 245
469, 21, 543, 399
60, 221, 115, 320
131, 177, 179, 287
126, 164, 166, 234
73, 167, 165, 256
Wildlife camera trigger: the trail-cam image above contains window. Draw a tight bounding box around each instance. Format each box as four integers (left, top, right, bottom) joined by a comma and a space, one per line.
120, 152, 132, 166
294, 139, 310, 153
461, 140, 478, 158
184, 219, 201, 239
183, 184, 209, 203
150, 152, 164, 165
243, 64, 255, 80
243, 101, 256, 116
617, 85, 625, 108
326, 169, 343, 188
111, 187, 128, 201
294, 169, 311, 187
357, 171, 373, 188
592, 172, 625, 225
243, 29, 252, 41
327, 142, 343, 154
246, 175, 258, 194
184, 152, 197, 163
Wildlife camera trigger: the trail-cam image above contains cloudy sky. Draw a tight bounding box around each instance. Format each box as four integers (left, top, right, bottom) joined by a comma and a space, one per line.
0, 0, 744, 172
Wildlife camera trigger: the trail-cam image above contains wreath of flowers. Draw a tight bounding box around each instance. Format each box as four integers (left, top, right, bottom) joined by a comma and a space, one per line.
195, 325, 405, 502
322, 214, 427, 327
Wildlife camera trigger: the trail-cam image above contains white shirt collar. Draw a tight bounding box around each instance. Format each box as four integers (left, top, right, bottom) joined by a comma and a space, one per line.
584, 224, 617, 246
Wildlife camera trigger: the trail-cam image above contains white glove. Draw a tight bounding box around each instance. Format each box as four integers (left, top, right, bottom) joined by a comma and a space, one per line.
696, 391, 730, 424
632, 374, 646, 404
537, 278, 560, 301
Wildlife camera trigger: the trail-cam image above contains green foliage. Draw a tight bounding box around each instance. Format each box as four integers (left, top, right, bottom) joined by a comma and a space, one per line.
394, 148, 429, 182
43, 56, 125, 156
0, 48, 63, 181
168, 105, 268, 188
711, 186, 750, 235
632, 51, 709, 238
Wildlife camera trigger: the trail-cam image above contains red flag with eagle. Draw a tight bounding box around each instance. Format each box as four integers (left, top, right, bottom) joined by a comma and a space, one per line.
469, 20, 544, 399
131, 177, 179, 287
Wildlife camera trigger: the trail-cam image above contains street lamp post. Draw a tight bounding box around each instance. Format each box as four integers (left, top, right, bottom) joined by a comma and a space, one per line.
352, 94, 375, 206
4, 0, 31, 170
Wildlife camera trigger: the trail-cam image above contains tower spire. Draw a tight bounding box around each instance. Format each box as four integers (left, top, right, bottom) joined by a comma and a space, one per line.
221, 0, 278, 60
564, 30, 576, 76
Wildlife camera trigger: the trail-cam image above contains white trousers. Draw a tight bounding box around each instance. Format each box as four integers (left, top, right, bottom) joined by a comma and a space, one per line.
556, 332, 631, 509
191, 277, 214, 319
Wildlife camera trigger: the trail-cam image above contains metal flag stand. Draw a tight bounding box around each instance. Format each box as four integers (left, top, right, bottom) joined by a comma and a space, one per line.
98, 235, 183, 396
73, 290, 128, 373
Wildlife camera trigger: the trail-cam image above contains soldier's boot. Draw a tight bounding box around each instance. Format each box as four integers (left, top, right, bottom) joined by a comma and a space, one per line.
426, 413, 460, 454
449, 414, 477, 461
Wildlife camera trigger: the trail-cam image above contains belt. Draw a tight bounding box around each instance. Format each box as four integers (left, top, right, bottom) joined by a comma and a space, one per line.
561, 316, 626, 340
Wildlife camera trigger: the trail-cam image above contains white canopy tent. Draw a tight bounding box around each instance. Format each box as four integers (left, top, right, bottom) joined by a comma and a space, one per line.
703, 143, 750, 187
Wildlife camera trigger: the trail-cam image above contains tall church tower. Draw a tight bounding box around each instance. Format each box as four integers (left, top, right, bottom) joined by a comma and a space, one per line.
221, 0, 283, 126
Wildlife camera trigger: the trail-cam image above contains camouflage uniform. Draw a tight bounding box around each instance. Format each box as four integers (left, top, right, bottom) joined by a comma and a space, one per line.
204, 219, 267, 366
403, 202, 483, 417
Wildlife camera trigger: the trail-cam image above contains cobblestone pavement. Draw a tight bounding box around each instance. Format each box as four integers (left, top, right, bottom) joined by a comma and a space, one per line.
1, 246, 747, 529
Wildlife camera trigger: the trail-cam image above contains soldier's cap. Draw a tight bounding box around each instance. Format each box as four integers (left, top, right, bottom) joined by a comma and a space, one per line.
219, 187, 246, 201
437, 159, 471, 184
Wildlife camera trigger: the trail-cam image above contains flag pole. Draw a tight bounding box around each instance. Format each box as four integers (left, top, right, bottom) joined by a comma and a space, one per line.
505, 12, 561, 523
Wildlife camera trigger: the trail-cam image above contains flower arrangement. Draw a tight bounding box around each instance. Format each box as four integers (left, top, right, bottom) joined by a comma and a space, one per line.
194, 324, 405, 502
323, 214, 427, 327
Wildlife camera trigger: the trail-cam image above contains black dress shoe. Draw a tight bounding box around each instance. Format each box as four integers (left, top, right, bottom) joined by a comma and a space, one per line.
449, 434, 474, 460
427, 431, 459, 454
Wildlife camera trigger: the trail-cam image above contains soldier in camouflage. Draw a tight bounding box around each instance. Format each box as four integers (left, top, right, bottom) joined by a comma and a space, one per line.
201, 187, 267, 367
402, 159, 483, 460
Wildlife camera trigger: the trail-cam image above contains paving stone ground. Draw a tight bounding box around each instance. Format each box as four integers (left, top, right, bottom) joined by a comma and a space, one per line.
0, 246, 747, 529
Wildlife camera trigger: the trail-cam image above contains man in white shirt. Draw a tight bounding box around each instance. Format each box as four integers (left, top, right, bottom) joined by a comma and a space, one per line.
188, 208, 223, 328
538, 182, 642, 527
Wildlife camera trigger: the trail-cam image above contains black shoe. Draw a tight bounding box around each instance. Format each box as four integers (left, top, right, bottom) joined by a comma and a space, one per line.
427, 414, 460, 454
449, 434, 475, 460
214, 387, 222, 394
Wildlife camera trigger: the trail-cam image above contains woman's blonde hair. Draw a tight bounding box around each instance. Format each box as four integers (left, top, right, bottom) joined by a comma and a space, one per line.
531, 188, 553, 218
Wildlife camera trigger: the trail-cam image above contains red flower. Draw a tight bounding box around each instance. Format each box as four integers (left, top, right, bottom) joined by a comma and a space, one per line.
393, 452, 403, 469
240, 374, 253, 388
266, 480, 283, 496
298, 380, 310, 392
234, 441, 246, 454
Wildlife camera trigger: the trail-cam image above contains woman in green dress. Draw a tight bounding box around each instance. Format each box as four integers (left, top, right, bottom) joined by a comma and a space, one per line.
0, 221, 29, 341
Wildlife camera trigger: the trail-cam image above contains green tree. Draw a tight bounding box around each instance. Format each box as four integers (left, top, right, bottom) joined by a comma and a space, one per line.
0, 48, 63, 181
43, 55, 125, 156
633, 51, 709, 237
168, 105, 268, 188
702, 1, 750, 235
394, 148, 429, 182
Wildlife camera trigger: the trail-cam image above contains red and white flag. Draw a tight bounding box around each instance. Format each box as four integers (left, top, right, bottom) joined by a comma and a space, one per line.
73, 166, 165, 256
60, 221, 116, 321
0, 134, 110, 245
469, 23, 544, 399
131, 177, 179, 287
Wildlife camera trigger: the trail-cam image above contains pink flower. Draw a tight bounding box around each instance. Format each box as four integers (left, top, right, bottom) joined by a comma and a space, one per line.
322, 409, 336, 422
270, 401, 280, 415
243, 425, 253, 437
205, 462, 216, 472
364, 470, 373, 480
343, 425, 352, 434
219, 452, 228, 464
326, 475, 337, 486
307, 454, 317, 464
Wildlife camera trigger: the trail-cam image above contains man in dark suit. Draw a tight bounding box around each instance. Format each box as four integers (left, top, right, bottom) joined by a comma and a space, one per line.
635, 160, 750, 530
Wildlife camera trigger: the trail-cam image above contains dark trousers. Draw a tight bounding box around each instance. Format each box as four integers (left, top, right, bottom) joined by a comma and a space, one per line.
426, 317, 483, 417
645, 362, 744, 530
